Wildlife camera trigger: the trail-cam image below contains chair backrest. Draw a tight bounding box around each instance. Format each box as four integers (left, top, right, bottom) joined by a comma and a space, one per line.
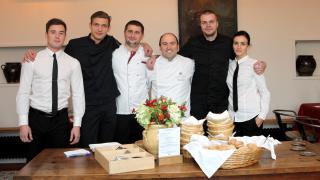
294, 116, 320, 142
272, 109, 297, 131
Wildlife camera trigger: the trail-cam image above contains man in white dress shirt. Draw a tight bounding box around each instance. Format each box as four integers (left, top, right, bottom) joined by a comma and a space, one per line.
148, 33, 195, 117
16, 18, 85, 161
112, 20, 148, 143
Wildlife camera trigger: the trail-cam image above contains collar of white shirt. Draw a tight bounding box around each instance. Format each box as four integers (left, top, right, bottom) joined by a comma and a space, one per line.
45, 48, 64, 59
235, 55, 249, 64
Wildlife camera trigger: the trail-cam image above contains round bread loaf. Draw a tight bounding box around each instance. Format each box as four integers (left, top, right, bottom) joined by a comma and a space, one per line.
207, 144, 236, 151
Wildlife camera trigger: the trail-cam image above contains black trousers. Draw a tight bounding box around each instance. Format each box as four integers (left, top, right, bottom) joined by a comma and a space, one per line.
191, 96, 210, 135
234, 116, 263, 137
114, 114, 143, 144
79, 101, 117, 148
27, 107, 69, 162
190, 96, 208, 120
191, 94, 228, 119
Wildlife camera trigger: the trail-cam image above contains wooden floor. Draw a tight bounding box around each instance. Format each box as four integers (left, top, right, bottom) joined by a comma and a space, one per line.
0, 163, 25, 171
0, 161, 24, 180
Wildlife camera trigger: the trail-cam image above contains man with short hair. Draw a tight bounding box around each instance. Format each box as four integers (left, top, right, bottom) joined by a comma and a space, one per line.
148, 33, 194, 117
64, 11, 120, 147
112, 20, 148, 143
17, 18, 85, 161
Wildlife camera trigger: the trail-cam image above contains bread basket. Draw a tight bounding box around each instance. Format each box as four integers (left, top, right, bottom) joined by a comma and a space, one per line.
221, 146, 263, 169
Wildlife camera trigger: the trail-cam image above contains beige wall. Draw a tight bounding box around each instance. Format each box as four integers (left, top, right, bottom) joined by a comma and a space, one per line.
0, 0, 178, 52
1, 0, 320, 127
238, 0, 320, 112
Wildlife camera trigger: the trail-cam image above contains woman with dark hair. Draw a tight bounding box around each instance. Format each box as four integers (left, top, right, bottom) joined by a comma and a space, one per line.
227, 31, 270, 136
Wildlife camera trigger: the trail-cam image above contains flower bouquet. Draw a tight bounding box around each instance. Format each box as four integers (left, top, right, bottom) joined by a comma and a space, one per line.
135, 96, 186, 155
135, 96, 187, 129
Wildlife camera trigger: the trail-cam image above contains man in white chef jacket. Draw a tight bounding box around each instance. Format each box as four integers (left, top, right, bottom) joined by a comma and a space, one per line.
112, 20, 149, 143
147, 33, 195, 117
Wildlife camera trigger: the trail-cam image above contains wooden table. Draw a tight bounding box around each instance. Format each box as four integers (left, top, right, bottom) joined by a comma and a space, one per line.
14, 141, 320, 179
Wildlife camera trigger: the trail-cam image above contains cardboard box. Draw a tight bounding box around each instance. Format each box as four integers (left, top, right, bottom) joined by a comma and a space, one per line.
95, 144, 155, 174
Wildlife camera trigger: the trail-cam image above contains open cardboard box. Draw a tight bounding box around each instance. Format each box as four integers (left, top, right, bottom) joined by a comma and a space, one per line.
95, 144, 155, 174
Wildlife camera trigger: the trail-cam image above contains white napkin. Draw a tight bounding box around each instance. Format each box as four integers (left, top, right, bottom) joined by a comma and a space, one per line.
182, 116, 206, 125
230, 135, 281, 159
64, 149, 91, 157
88, 142, 121, 152
184, 135, 281, 178
206, 110, 230, 121
183, 135, 235, 178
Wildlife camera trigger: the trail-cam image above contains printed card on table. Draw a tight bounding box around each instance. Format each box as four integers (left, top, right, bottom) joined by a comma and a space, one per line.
158, 127, 180, 158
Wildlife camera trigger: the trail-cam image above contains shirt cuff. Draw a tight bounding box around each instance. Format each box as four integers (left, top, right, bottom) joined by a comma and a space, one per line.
73, 116, 82, 127
258, 114, 266, 120
19, 115, 29, 126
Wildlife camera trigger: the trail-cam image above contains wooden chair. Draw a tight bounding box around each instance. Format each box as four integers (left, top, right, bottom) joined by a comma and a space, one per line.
272, 109, 301, 141
294, 116, 320, 143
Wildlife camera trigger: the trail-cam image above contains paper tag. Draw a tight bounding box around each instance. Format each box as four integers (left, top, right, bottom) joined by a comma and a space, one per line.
158, 127, 180, 158
88, 142, 121, 152
64, 149, 91, 158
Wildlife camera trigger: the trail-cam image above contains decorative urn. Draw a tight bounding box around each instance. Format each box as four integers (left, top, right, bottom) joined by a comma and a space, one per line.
296, 55, 317, 76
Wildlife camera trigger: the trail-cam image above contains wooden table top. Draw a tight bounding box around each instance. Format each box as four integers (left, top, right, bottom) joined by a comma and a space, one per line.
14, 141, 320, 179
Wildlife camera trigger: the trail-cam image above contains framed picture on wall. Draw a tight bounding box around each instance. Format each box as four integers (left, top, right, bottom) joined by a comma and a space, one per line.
178, 0, 237, 46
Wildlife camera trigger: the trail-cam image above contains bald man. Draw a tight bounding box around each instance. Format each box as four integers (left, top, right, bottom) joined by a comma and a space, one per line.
147, 33, 194, 117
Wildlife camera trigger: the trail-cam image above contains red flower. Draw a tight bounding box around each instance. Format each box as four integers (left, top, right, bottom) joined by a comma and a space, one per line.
178, 105, 187, 112
158, 113, 165, 121
165, 113, 170, 118
145, 99, 157, 107
161, 105, 167, 111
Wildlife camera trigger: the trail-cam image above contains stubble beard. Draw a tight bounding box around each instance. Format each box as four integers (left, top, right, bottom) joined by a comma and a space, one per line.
125, 40, 140, 49
203, 30, 218, 41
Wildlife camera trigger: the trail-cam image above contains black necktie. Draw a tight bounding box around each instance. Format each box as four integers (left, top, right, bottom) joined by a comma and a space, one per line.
233, 61, 239, 112
52, 54, 58, 115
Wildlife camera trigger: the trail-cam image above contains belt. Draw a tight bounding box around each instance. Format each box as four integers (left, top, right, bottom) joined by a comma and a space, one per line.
29, 107, 67, 118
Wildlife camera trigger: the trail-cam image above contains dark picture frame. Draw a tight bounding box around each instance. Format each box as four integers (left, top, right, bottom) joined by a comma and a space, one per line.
178, 0, 238, 46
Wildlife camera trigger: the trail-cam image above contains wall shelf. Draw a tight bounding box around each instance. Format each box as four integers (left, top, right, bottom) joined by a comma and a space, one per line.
0, 83, 19, 87
293, 76, 320, 80
295, 40, 320, 79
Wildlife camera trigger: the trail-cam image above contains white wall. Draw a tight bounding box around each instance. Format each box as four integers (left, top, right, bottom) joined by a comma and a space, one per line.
238, 0, 320, 112
1, 0, 320, 127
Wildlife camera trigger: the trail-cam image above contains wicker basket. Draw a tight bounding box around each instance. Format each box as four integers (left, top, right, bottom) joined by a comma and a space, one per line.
182, 149, 193, 159
181, 123, 203, 130
207, 126, 234, 136
207, 122, 234, 130
221, 147, 263, 169
207, 118, 232, 124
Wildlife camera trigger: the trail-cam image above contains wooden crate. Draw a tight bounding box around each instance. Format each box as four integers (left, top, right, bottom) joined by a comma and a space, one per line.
95, 144, 155, 174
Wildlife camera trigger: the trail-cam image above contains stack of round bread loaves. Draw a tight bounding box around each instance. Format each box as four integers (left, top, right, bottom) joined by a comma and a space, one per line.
180, 123, 204, 158
205, 139, 258, 153
204, 138, 262, 169
207, 117, 234, 140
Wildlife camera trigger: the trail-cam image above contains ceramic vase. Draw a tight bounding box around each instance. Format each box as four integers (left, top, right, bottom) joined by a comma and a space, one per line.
1, 62, 21, 83
296, 55, 317, 76
142, 124, 166, 156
